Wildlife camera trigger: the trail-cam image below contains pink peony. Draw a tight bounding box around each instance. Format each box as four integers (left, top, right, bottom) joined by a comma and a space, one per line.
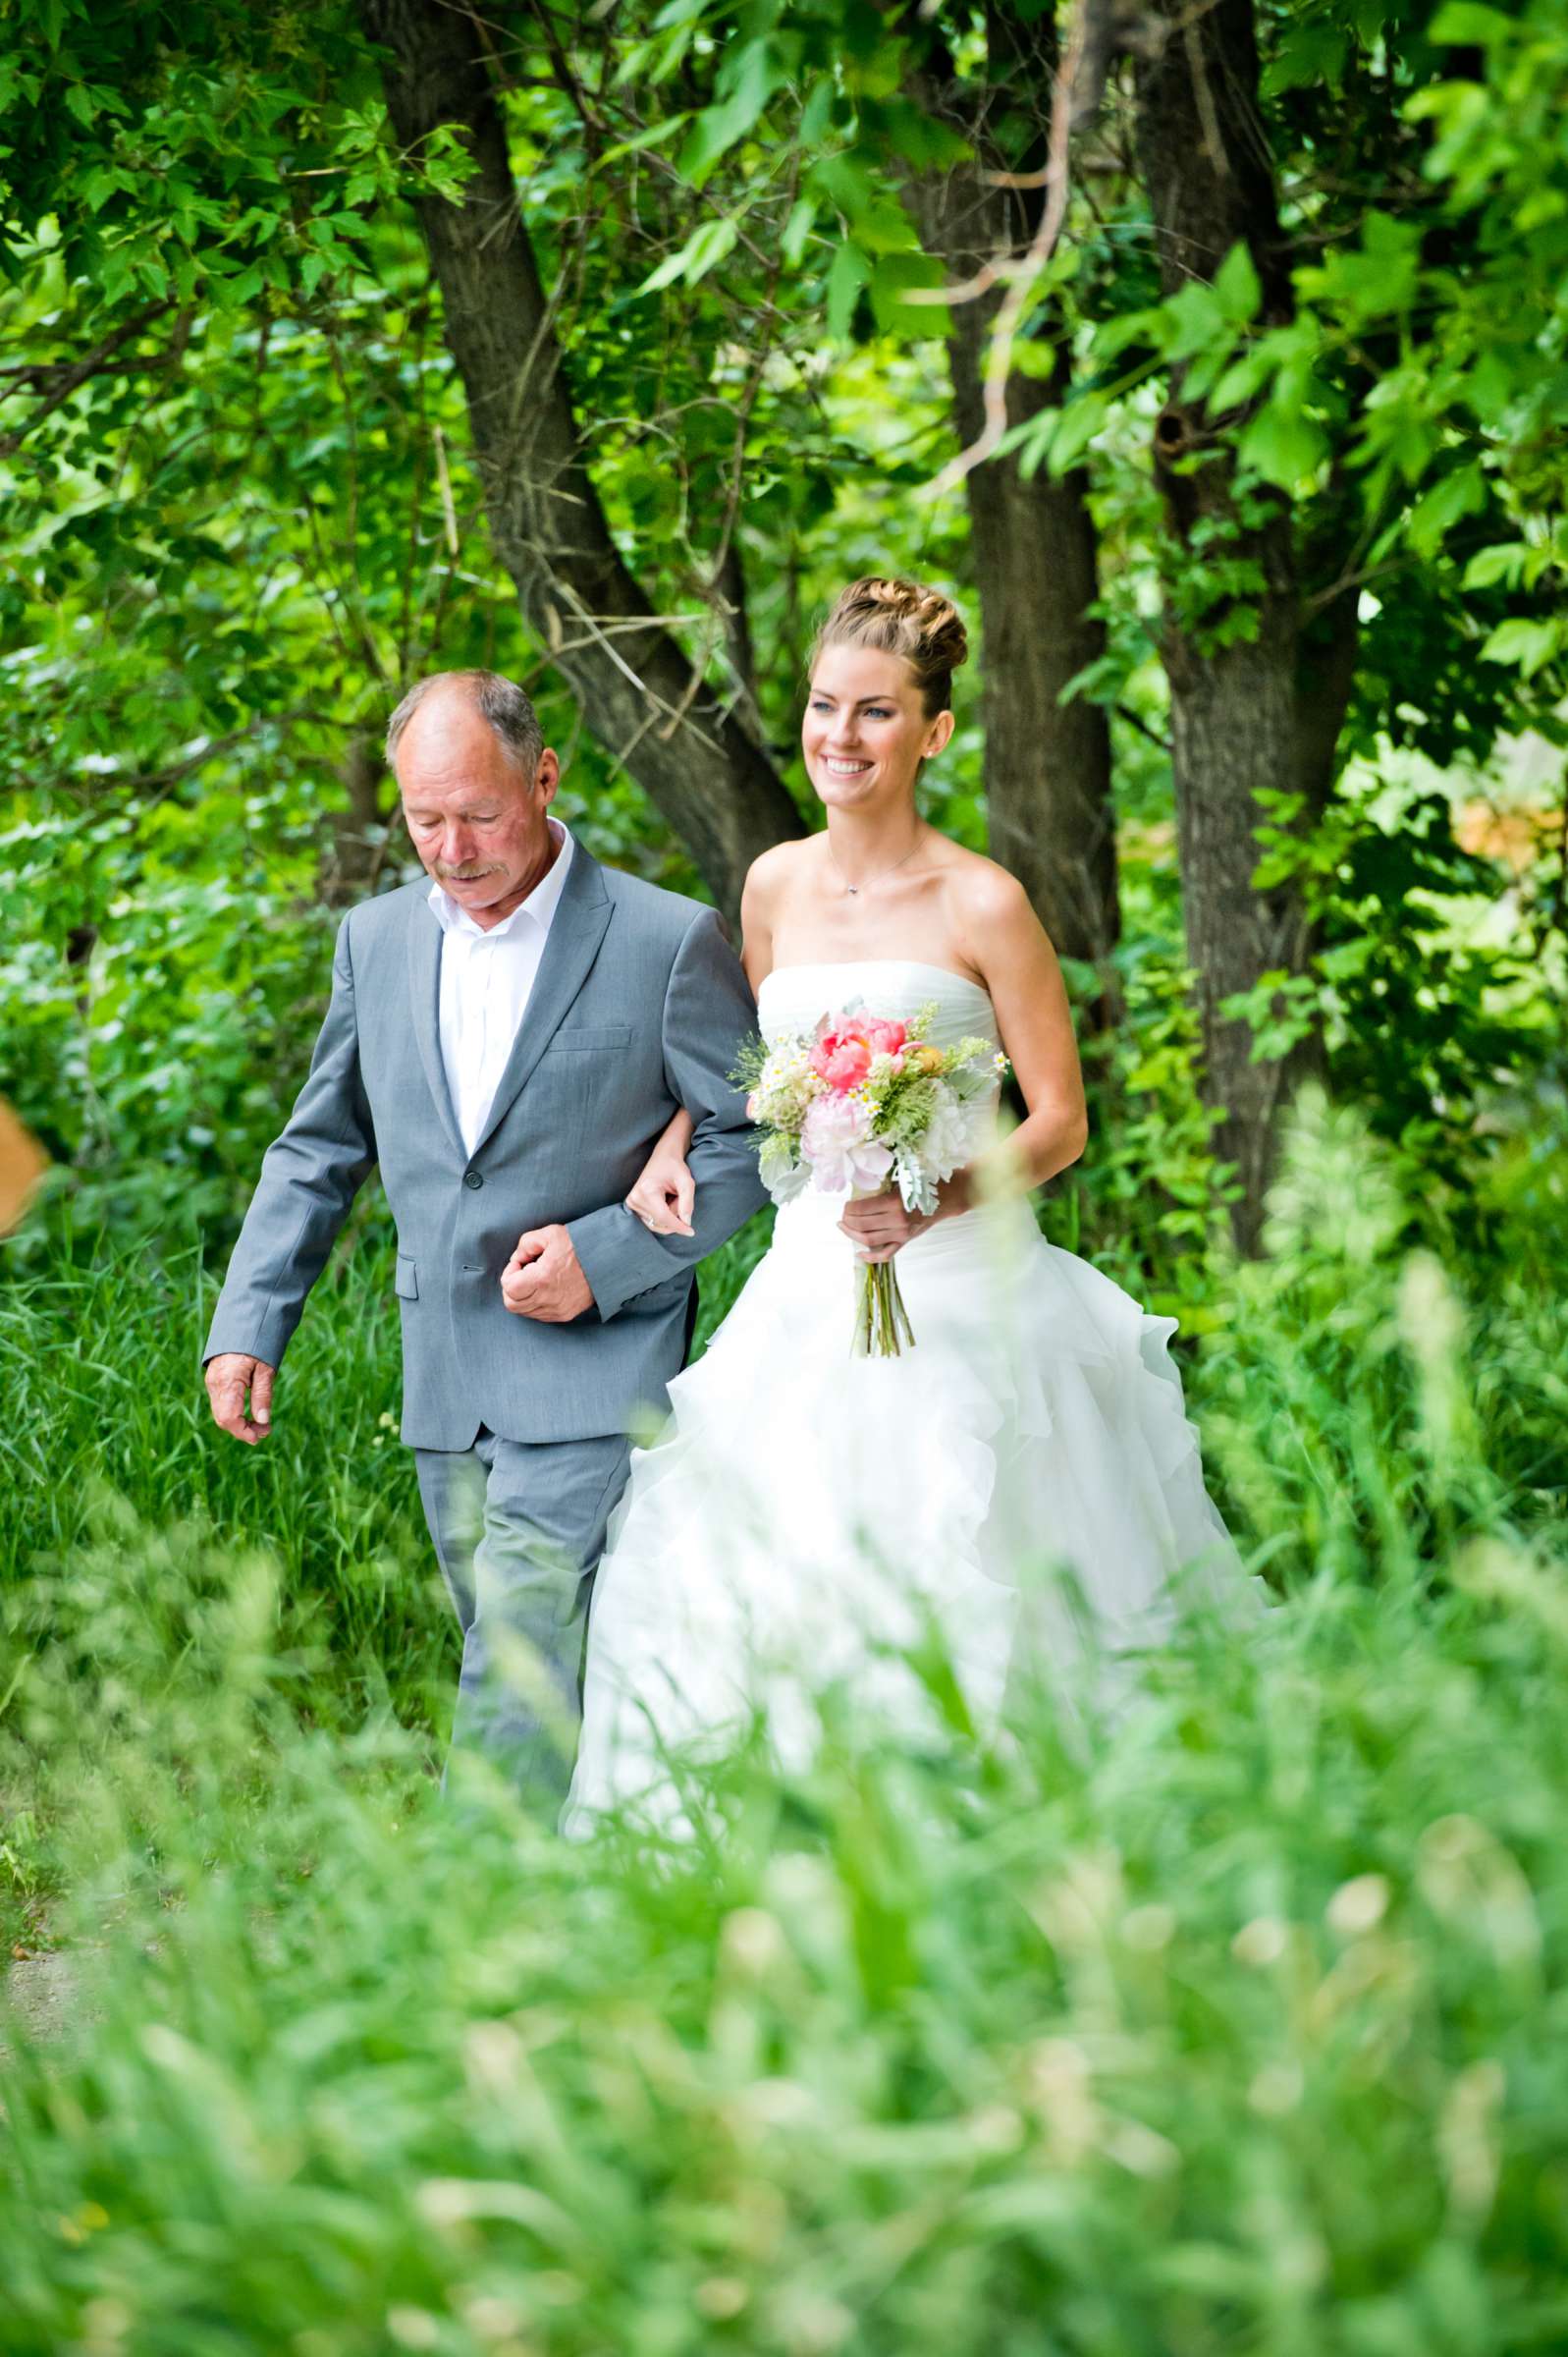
815, 1037, 872, 1090
809, 1012, 908, 1092
864, 1016, 908, 1060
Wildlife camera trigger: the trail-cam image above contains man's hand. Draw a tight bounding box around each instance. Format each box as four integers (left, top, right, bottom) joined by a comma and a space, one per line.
205, 1352, 276, 1444
501, 1225, 595, 1323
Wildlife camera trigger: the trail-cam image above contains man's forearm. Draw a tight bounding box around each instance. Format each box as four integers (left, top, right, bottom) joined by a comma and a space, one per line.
203, 1126, 373, 1366
204, 915, 376, 1367
570, 902, 765, 1323
568, 1123, 765, 1324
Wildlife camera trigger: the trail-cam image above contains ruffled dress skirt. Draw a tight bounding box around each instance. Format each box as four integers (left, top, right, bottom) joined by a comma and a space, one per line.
564, 961, 1263, 1836
564, 1179, 1264, 1835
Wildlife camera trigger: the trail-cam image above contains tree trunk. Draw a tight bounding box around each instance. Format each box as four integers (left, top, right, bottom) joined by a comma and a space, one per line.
322, 730, 388, 904
903, 7, 1119, 971
711, 537, 767, 749
1133, 0, 1332, 1250
361, 0, 802, 919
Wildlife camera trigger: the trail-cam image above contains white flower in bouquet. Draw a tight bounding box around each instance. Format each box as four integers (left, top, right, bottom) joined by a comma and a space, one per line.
800, 1091, 895, 1196
747, 1044, 816, 1130
758, 1129, 811, 1203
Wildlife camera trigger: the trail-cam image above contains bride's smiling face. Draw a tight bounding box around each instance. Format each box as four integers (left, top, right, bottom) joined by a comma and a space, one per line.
802, 644, 952, 813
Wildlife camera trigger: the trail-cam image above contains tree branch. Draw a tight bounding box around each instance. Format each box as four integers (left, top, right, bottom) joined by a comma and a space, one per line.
360, 0, 802, 912
0, 303, 174, 457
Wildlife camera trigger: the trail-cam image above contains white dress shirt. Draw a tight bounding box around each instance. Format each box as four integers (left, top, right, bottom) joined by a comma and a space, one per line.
429, 821, 574, 1155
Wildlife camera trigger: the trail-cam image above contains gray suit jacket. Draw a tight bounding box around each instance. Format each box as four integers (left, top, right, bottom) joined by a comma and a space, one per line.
204, 847, 768, 1450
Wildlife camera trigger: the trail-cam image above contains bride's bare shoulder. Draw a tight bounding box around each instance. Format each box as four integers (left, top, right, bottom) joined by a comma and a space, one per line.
940, 846, 1054, 984
944, 842, 1035, 928
743, 836, 819, 912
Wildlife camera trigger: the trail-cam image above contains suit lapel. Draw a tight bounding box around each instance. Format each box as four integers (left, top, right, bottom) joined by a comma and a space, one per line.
406, 896, 465, 1163
471, 842, 613, 1158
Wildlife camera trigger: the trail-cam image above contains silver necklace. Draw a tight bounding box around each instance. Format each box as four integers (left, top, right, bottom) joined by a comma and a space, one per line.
827, 836, 923, 897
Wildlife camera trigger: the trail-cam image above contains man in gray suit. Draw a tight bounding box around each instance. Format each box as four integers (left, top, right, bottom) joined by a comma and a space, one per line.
204, 671, 766, 1811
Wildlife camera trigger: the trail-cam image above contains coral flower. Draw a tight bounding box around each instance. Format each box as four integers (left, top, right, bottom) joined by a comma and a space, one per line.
816, 1038, 872, 1091
809, 1013, 910, 1092
863, 1016, 908, 1061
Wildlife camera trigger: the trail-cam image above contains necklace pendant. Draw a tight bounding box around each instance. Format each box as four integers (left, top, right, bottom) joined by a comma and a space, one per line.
845, 884, 859, 896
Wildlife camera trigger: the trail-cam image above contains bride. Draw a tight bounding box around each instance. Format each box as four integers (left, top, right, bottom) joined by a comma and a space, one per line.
563, 577, 1259, 1835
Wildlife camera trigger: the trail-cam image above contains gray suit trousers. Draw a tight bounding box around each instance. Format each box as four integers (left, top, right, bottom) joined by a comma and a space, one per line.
415, 1429, 633, 1816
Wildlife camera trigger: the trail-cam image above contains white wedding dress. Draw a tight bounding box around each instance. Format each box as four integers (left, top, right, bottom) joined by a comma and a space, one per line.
564, 960, 1261, 1836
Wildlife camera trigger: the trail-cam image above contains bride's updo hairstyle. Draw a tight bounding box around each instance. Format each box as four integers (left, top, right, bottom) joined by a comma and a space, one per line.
811, 576, 969, 719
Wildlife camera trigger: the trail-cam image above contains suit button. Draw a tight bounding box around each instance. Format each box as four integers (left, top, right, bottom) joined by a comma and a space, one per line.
462, 1170, 484, 1190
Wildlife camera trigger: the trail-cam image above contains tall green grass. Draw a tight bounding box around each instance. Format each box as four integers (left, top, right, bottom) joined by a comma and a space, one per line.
0, 1224, 438, 1705
3, 1100, 1567, 2350
0, 1207, 774, 1939
0, 1210, 778, 1730
5, 1528, 1568, 2348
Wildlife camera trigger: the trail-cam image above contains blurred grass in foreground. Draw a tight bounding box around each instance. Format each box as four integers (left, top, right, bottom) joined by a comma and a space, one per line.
2, 1095, 1567, 2350
5, 1535, 1568, 2348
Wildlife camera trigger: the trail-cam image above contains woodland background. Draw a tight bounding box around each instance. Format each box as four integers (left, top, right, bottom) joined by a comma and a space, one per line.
3, 4, 1568, 2348
1, 0, 1563, 1268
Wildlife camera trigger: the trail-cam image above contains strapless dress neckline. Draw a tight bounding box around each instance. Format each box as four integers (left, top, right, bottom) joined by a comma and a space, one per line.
759, 957, 991, 1002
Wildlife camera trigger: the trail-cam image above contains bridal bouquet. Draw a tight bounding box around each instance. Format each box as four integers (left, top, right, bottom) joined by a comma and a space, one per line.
736, 1002, 1007, 1357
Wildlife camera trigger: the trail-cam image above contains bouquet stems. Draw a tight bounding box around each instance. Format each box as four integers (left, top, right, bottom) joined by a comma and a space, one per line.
853, 1257, 916, 1356
850, 1190, 918, 1358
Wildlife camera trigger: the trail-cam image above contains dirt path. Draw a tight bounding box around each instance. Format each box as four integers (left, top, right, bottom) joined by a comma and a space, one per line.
2, 1947, 86, 2058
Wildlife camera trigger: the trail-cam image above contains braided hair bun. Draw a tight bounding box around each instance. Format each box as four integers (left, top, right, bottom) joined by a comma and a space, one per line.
812, 576, 969, 717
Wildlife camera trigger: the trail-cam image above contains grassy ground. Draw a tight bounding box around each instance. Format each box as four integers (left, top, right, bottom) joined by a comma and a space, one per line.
2, 1101, 1567, 2351
0, 1206, 777, 1759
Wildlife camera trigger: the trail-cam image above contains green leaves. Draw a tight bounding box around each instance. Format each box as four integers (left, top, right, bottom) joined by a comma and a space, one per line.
639, 214, 739, 294
0, 7, 392, 341
676, 32, 789, 187
1214, 242, 1263, 327
1404, 463, 1487, 559
1427, 2, 1521, 48
1236, 401, 1330, 490
1458, 540, 1563, 598
1296, 211, 1422, 328
611, 0, 976, 354
1479, 617, 1563, 679
1043, 391, 1110, 480
3, 0, 1564, 1293
825, 239, 870, 338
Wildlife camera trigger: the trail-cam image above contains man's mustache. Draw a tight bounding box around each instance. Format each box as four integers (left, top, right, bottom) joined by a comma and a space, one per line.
434, 863, 503, 880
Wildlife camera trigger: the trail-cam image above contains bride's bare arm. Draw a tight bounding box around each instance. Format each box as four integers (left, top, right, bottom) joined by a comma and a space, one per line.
739, 848, 784, 994
625, 1107, 696, 1236
962, 867, 1088, 1195
839, 865, 1088, 1266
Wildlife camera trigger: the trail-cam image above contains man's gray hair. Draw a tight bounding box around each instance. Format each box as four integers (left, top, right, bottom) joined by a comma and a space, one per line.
384, 671, 545, 779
